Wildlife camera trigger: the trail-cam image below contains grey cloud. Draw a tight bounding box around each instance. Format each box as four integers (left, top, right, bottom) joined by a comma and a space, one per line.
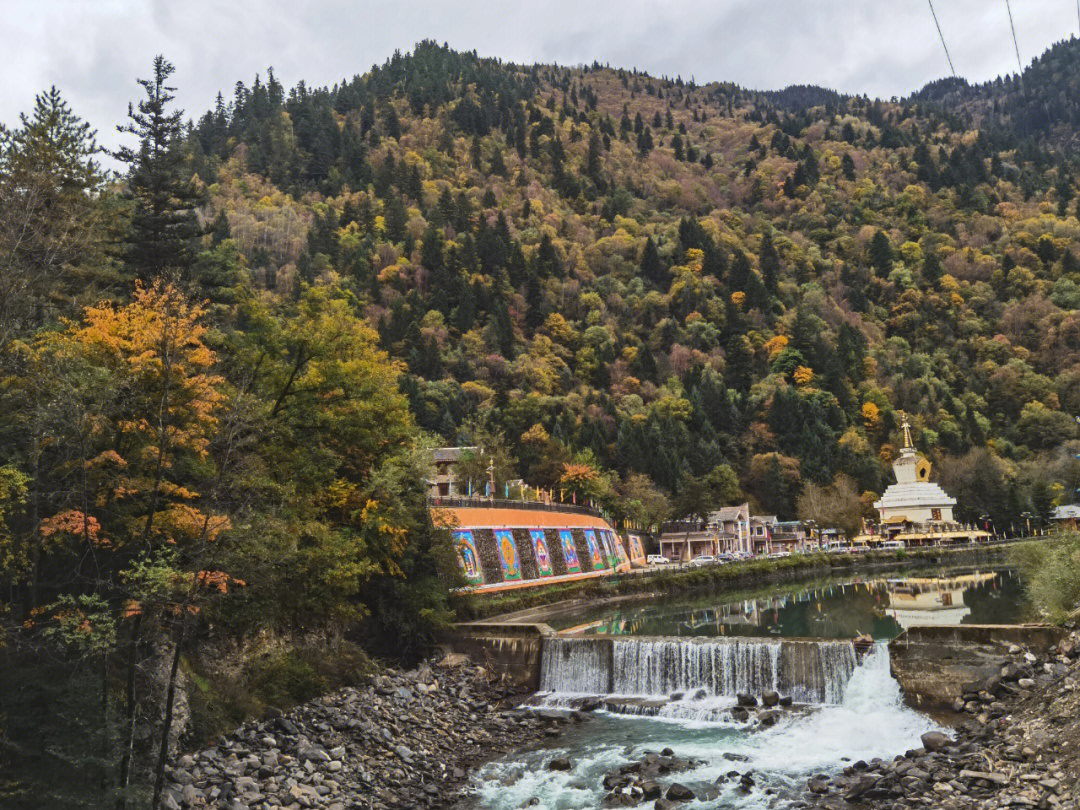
2, 0, 1077, 165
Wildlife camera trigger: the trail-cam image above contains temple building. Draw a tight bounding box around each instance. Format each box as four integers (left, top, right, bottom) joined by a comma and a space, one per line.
870, 415, 988, 545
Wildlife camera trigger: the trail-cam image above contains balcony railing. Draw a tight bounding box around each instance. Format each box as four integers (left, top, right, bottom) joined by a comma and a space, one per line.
427, 495, 605, 519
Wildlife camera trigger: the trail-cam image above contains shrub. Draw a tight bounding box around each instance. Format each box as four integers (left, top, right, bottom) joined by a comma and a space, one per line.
1015, 534, 1080, 624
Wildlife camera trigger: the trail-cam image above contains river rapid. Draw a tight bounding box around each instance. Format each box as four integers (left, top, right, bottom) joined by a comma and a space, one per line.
462, 566, 1031, 809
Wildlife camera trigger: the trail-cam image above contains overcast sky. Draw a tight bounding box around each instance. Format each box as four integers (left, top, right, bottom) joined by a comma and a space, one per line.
3, 1, 1078, 164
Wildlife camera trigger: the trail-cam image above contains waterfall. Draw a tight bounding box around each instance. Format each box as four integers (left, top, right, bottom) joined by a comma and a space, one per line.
538, 637, 611, 694
539, 636, 858, 704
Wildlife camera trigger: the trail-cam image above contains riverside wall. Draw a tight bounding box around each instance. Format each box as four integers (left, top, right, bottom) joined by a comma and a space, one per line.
889, 623, 1067, 711
442, 622, 556, 689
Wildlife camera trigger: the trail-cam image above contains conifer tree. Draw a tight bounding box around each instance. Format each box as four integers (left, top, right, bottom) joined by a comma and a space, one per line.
640, 237, 667, 287
759, 231, 780, 293
869, 230, 893, 278
115, 56, 202, 282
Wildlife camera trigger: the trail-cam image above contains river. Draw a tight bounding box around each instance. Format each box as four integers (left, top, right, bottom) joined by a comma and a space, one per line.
462, 566, 1032, 809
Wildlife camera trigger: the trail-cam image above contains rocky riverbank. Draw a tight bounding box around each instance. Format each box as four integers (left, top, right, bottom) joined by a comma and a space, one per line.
795, 631, 1080, 810
160, 655, 573, 810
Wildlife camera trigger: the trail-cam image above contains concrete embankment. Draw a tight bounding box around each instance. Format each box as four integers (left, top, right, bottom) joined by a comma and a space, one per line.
445, 622, 555, 690
889, 624, 1067, 711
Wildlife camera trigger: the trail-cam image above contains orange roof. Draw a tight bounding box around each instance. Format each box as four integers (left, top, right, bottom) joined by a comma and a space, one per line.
431, 505, 614, 530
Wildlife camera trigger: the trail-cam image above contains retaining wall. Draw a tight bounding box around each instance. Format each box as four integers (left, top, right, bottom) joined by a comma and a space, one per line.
442, 622, 555, 689
889, 624, 1067, 710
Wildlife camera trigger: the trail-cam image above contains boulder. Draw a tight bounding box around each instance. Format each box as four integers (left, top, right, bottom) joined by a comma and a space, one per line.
548, 757, 572, 772
761, 690, 780, 707
736, 693, 757, 708
807, 777, 829, 795
758, 710, 779, 728
437, 652, 470, 668
665, 782, 695, 801
920, 731, 951, 752
639, 780, 662, 800
844, 774, 881, 800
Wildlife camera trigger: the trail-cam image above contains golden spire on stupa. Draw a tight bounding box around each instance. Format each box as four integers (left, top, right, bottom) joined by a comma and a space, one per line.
900, 412, 914, 451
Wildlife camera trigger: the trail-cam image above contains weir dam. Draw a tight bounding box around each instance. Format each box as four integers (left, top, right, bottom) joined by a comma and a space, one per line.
447, 623, 864, 711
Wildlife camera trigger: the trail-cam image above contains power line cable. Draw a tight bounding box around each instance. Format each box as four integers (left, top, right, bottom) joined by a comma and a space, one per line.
1005, 0, 1023, 73
927, 0, 957, 77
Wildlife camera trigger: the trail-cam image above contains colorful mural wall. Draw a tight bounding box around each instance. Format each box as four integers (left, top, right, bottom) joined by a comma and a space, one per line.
447, 522, 641, 590
454, 530, 484, 585
530, 529, 554, 577
583, 529, 606, 571
560, 529, 581, 573
493, 529, 522, 581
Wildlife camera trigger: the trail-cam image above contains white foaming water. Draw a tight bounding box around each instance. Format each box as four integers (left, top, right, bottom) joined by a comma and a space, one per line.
469, 642, 939, 810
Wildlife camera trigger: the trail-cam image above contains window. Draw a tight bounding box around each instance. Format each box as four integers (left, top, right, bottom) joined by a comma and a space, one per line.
931, 508, 942, 521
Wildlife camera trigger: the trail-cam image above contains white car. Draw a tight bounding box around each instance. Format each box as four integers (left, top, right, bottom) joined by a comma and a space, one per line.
691, 555, 717, 567
646, 554, 670, 565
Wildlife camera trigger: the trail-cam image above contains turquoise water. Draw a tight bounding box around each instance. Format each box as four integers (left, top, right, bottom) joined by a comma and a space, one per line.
464, 567, 1031, 809
548, 567, 1032, 640
466, 644, 935, 809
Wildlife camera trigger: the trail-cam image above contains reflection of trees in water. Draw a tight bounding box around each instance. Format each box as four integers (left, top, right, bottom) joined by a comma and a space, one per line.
961, 570, 1032, 625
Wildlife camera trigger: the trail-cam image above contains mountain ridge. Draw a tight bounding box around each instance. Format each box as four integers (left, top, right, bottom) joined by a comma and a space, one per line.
181, 36, 1080, 526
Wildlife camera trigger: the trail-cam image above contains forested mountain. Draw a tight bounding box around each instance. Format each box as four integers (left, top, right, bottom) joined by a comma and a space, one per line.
6, 37, 1080, 808
184, 39, 1080, 529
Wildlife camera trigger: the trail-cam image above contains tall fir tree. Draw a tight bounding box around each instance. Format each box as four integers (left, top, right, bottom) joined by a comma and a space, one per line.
115, 56, 202, 282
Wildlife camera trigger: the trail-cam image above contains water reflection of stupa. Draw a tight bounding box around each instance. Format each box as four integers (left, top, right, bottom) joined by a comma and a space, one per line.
884, 572, 999, 628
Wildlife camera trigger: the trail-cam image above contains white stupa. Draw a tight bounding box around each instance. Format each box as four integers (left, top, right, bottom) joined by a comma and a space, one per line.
874, 414, 956, 526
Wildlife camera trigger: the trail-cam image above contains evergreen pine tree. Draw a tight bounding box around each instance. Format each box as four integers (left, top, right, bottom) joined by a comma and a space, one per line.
115, 55, 202, 281
759, 231, 780, 293
869, 230, 893, 278
640, 236, 667, 287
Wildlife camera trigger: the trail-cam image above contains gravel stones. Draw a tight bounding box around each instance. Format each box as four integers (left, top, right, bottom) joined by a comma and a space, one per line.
162, 656, 561, 810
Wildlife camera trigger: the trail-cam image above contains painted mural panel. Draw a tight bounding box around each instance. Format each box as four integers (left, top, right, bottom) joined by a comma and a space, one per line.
494, 529, 522, 581
529, 530, 554, 577
600, 529, 619, 567
453, 530, 484, 585
559, 529, 581, 573
583, 529, 606, 570
627, 533, 645, 561
612, 531, 629, 565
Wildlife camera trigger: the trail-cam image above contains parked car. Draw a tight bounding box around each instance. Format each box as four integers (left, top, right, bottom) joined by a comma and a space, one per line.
646, 554, 670, 565
715, 552, 736, 562
691, 555, 717, 566
767, 551, 792, 558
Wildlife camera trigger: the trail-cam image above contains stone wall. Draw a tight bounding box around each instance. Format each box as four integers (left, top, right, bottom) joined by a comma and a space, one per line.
442, 623, 555, 689
889, 624, 1067, 710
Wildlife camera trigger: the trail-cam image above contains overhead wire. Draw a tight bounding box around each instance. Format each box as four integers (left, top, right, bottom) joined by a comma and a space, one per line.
927, 0, 957, 77
1005, 0, 1023, 73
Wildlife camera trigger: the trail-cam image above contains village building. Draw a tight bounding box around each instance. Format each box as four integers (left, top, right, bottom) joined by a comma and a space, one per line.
658, 506, 812, 560
1050, 504, 1080, 530
429, 446, 479, 498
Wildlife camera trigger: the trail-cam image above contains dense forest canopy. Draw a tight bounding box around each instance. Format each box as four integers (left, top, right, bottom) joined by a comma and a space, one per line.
181, 39, 1080, 529
4, 37, 1080, 807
